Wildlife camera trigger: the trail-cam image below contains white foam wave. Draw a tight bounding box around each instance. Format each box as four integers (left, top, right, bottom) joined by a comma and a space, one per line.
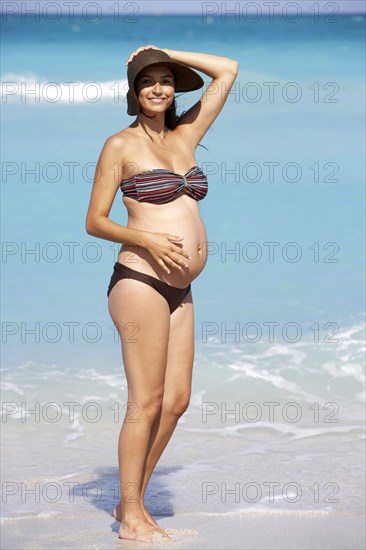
0, 510, 61, 522
337, 322, 366, 350
63, 412, 84, 445
0, 72, 128, 104
79, 393, 120, 403
178, 507, 333, 517
182, 421, 364, 441
322, 361, 365, 384
75, 369, 125, 389
0, 382, 24, 395
196, 321, 366, 405
226, 359, 319, 402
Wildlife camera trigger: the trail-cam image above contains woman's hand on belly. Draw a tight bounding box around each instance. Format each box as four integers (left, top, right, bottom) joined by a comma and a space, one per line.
119, 198, 208, 285
141, 231, 192, 274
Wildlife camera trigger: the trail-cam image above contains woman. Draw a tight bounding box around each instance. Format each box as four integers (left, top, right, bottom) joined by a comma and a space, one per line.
85, 45, 238, 543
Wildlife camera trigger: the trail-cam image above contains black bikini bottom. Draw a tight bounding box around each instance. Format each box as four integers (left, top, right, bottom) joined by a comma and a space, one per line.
107, 262, 191, 314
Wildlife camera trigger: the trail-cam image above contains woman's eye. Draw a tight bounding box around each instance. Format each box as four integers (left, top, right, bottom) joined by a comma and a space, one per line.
142, 78, 172, 84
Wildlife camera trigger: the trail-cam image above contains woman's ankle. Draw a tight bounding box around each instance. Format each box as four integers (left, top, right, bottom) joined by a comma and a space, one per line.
122, 506, 147, 524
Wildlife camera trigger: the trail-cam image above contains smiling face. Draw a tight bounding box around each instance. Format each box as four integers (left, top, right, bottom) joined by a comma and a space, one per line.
135, 64, 175, 114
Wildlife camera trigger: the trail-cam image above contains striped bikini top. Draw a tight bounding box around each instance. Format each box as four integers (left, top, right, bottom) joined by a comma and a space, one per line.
120, 165, 208, 204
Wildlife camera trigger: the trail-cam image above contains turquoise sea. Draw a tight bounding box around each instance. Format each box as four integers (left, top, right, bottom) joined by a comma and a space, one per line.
1, 12, 365, 531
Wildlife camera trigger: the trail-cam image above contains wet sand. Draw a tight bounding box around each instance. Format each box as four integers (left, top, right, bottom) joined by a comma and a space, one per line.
1, 509, 365, 550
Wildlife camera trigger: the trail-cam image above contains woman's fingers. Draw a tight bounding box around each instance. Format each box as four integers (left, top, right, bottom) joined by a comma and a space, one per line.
157, 257, 170, 274
155, 250, 190, 273
161, 255, 182, 273
167, 239, 192, 262
166, 243, 190, 267
173, 247, 191, 261
171, 252, 189, 268
142, 232, 191, 273
125, 45, 161, 65
162, 252, 189, 272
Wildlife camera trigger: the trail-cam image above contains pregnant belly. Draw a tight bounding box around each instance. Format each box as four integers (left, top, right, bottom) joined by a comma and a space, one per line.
117, 212, 208, 288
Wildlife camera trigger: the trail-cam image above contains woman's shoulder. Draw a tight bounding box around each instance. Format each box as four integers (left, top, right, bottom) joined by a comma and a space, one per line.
104, 127, 134, 148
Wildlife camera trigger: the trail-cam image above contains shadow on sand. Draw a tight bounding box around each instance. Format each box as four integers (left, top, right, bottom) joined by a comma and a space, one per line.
67, 464, 180, 533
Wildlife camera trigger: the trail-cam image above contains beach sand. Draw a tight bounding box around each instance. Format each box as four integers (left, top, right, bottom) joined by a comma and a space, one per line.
1, 510, 365, 550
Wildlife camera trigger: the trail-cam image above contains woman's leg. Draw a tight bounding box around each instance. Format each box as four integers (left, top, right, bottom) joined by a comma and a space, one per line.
139, 289, 194, 504
108, 278, 172, 543
112, 289, 194, 524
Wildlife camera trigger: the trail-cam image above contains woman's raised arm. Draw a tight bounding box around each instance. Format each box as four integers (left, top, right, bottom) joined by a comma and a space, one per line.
163, 48, 239, 146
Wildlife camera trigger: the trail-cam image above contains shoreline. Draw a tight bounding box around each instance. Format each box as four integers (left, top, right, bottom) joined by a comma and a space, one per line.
1, 509, 365, 550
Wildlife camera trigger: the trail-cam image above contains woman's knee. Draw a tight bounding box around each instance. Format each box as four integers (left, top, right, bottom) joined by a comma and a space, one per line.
162, 393, 191, 418
132, 393, 164, 423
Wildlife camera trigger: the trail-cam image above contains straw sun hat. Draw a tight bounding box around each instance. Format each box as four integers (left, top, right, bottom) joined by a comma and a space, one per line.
126, 49, 204, 116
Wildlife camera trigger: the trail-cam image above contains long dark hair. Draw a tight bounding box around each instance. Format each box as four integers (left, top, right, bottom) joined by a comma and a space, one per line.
165, 94, 208, 152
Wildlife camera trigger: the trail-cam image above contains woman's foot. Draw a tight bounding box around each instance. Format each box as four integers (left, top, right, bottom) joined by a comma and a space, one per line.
112, 501, 168, 535
118, 516, 171, 543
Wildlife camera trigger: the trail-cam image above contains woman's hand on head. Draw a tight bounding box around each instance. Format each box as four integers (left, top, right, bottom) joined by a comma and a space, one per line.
141, 232, 191, 274
125, 45, 164, 65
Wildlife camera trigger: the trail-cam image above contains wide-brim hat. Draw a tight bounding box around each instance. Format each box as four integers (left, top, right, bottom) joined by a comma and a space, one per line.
126, 49, 204, 116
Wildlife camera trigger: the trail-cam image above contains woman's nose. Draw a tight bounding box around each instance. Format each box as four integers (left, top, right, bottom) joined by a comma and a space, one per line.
152, 82, 163, 91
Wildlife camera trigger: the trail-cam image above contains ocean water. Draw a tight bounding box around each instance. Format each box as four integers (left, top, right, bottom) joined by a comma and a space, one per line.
1, 13, 365, 522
